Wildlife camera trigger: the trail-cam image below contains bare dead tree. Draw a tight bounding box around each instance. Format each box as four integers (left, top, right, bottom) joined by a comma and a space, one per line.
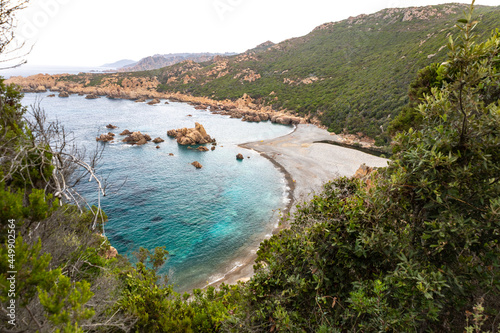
0, 0, 31, 70
0, 97, 110, 234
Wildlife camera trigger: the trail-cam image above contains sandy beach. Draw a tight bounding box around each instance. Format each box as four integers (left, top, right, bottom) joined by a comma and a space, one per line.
206, 124, 389, 288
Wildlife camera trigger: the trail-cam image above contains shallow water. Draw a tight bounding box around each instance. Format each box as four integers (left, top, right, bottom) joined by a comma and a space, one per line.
21, 92, 293, 291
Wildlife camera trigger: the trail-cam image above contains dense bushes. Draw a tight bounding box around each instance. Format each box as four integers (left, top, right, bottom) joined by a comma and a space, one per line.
227, 6, 500, 332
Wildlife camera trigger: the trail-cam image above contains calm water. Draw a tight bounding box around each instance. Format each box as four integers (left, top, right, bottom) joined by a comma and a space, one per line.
21, 92, 293, 291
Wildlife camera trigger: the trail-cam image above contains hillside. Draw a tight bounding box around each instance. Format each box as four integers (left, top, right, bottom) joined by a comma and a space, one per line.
118, 52, 237, 72
142, 3, 499, 143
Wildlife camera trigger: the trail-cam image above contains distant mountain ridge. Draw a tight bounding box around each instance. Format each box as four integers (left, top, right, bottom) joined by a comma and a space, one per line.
117, 52, 237, 72
102, 59, 136, 68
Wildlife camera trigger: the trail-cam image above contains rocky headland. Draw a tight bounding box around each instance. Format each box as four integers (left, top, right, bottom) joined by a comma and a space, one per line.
6, 74, 307, 127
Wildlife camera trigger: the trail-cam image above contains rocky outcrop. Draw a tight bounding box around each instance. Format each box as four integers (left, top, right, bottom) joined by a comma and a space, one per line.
105, 246, 118, 259
236, 153, 244, 160
86, 94, 99, 99
122, 131, 150, 146
197, 146, 209, 152
152, 137, 165, 143
58, 91, 69, 97
120, 129, 132, 136
96, 133, 114, 142
167, 122, 214, 145
191, 161, 203, 169
147, 98, 160, 105
354, 163, 374, 179
106, 124, 118, 129
47, 94, 55, 97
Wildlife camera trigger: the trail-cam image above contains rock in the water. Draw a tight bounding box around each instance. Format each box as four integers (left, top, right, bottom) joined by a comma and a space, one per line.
156, 145, 160, 149
169, 153, 174, 156
47, 94, 55, 97
191, 161, 203, 169
120, 129, 132, 136
167, 122, 214, 146
236, 153, 244, 160
147, 98, 160, 105
107, 132, 116, 137
122, 131, 150, 145
144, 134, 152, 141
106, 124, 118, 129
152, 137, 165, 143
197, 146, 209, 152
58, 91, 69, 97
86, 94, 99, 99
135, 97, 146, 103
211, 146, 216, 151
96, 133, 114, 142
136, 137, 147, 146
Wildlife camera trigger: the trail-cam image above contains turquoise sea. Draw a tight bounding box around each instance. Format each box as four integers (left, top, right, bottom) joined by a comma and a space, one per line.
21, 92, 293, 291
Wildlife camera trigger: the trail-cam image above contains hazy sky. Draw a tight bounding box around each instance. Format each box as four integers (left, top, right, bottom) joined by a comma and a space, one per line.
10, 0, 499, 66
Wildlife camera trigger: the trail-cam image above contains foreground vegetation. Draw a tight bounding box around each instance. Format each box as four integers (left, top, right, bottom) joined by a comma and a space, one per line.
1, 2, 499, 332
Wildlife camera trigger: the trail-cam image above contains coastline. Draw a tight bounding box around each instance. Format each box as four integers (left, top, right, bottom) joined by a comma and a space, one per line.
204, 124, 390, 289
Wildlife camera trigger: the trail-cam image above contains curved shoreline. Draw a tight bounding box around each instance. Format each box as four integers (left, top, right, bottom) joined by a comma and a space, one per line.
202, 124, 390, 289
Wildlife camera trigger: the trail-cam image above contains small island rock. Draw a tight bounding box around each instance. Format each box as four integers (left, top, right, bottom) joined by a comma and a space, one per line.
167, 122, 214, 146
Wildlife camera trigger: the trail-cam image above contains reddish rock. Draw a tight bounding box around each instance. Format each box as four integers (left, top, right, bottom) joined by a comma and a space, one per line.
167, 122, 214, 146
120, 129, 132, 136
96, 133, 114, 142
236, 153, 244, 160
191, 161, 203, 169
106, 124, 118, 129
147, 98, 160, 105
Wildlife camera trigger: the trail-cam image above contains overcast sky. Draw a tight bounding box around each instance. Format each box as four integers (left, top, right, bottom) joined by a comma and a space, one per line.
10, 0, 499, 67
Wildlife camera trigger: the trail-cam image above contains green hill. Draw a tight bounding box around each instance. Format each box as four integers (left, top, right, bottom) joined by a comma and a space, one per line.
137, 3, 499, 143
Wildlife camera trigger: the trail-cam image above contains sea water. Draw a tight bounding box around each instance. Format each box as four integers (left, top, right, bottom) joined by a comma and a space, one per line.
21, 92, 293, 291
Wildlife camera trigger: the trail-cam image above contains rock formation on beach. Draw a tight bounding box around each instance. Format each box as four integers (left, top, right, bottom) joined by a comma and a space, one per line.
167, 122, 214, 145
